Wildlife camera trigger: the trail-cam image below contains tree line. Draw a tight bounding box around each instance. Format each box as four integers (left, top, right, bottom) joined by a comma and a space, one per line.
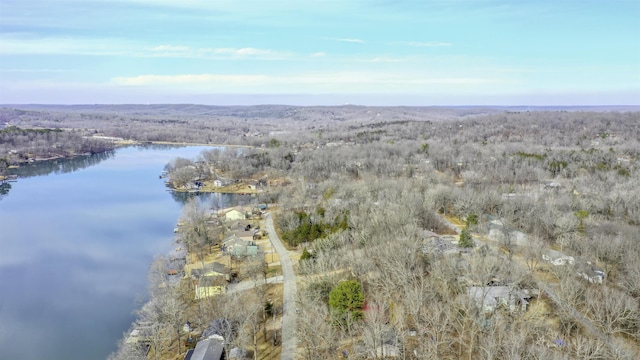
44, 105, 637, 359
0, 125, 115, 168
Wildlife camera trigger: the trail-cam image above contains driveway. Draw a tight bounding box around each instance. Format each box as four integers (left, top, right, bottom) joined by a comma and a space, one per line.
265, 213, 297, 360
226, 275, 284, 294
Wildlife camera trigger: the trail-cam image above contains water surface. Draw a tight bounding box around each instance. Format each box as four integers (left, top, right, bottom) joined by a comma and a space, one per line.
0, 145, 248, 360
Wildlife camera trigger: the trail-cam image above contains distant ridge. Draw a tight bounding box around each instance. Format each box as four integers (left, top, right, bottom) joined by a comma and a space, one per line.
3, 104, 639, 113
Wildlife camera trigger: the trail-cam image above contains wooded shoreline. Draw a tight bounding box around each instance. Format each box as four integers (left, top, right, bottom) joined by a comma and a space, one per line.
3, 105, 638, 359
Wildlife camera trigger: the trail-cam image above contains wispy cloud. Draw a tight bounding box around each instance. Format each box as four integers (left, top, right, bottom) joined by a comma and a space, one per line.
111, 72, 498, 93
112, 74, 269, 86
2, 68, 73, 73
0, 36, 130, 56
404, 41, 452, 47
148, 45, 342, 61
146, 45, 293, 60
368, 56, 410, 63
323, 37, 365, 44
206, 47, 291, 58
150, 45, 190, 52
0, 36, 293, 60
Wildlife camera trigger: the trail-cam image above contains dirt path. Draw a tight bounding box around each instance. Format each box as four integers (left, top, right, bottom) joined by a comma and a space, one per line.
265, 213, 298, 360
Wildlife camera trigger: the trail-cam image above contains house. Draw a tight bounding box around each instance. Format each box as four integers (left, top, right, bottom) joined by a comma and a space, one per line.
247, 180, 259, 190
576, 262, 605, 284
421, 235, 457, 256
542, 250, 575, 266
222, 235, 259, 257
545, 182, 562, 190
225, 219, 255, 234
187, 336, 224, 360
373, 344, 399, 358
184, 349, 194, 360
213, 179, 231, 187
195, 273, 227, 299
223, 208, 247, 221
191, 262, 227, 280
487, 220, 529, 246
466, 286, 533, 312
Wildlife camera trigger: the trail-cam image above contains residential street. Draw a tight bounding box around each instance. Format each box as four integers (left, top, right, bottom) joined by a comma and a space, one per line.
265, 213, 298, 360
226, 275, 283, 294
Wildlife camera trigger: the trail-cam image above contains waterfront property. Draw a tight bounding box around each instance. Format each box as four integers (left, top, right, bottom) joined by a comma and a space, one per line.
195, 272, 227, 299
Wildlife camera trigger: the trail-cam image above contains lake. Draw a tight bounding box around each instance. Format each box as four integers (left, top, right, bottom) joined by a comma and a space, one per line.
0, 145, 252, 360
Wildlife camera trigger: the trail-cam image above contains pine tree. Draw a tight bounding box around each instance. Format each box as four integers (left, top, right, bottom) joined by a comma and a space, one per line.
459, 226, 474, 248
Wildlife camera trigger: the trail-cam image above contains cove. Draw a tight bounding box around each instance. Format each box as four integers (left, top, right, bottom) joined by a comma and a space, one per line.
0, 145, 250, 360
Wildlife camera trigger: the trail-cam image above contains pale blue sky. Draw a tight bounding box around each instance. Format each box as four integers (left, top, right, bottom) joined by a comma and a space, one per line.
1, 0, 639, 105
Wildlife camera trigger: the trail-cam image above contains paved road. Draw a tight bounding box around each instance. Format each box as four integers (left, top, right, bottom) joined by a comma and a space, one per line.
227, 275, 284, 294
265, 213, 297, 360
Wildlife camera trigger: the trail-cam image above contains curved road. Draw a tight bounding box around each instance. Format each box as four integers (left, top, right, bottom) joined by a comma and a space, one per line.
265, 213, 297, 360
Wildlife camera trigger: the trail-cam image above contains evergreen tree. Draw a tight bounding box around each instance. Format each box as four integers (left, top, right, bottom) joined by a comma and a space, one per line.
459, 226, 474, 248
329, 280, 364, 322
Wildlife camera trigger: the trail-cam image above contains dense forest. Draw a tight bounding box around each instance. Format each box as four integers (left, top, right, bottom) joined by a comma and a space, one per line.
0, 125, 114, 168
2, 105, 639, 359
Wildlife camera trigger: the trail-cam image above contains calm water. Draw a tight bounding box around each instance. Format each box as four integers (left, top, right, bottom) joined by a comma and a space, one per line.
0, 145, 249, 360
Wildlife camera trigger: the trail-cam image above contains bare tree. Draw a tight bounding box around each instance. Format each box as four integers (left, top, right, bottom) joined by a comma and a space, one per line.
584, 286, 640, 339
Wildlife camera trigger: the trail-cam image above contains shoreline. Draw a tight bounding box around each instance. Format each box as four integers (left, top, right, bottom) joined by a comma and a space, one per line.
120, 202, 286, 359
3, 140, 254, 178
5, 138, 253, 168
138, 140, 253, 148
167, 181, 259, 195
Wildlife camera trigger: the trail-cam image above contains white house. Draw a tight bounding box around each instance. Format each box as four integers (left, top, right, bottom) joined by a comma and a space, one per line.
213, 179, 231, 187
466, 286, 533, 313
221, 208, 246, 221
576, 262, 605, 284
542, 250, 575, 266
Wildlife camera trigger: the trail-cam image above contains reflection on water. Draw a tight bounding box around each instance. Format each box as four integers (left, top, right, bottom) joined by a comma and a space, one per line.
9, 150, 116, 178
0, 182, 10, 200
0, 145, 248, 360
169, 190, 255, 207
7, 144, 191, 180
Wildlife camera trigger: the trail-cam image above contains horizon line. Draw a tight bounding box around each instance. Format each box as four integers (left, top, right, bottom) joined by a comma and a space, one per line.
3, 103, 640, 108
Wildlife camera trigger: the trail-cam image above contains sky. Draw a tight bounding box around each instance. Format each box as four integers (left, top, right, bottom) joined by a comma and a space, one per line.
0, 0, 639, 105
